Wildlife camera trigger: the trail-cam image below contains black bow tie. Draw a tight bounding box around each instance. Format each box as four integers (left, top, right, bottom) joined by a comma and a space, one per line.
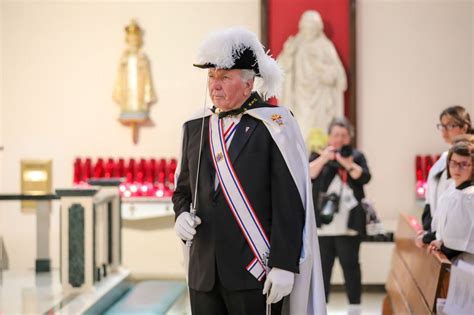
213, 107, 246, 119
211, 93, 261, 119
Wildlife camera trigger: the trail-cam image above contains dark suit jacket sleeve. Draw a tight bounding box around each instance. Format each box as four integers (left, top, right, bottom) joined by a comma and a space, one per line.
172, 123, 192, 220
268, 139, 305, 274
352, 151, 371, 185
421, 203, 432, 232
422, 231, 436, 244
440, 244, 462, 260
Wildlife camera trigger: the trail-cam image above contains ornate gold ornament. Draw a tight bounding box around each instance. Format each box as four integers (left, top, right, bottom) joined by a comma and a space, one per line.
113, 19, 157, 144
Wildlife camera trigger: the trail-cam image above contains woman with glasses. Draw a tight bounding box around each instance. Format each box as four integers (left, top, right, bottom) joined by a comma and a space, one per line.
416, 106, 473, 248
428, 137, 474, 263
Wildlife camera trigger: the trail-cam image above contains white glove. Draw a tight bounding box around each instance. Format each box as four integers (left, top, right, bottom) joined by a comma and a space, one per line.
262, 267, 295, 304
174, 212, 202, 241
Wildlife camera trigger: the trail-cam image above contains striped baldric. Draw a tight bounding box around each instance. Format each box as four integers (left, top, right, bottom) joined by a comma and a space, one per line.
209, 114, 270, 281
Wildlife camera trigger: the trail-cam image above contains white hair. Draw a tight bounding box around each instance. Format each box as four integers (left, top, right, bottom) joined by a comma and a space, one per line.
240, 69, 256, 83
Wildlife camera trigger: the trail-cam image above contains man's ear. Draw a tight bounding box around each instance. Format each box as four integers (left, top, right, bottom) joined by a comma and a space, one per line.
244, 79, 254, 96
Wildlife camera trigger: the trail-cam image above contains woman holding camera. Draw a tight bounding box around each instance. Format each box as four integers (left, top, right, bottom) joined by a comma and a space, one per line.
309, 117, 371, 313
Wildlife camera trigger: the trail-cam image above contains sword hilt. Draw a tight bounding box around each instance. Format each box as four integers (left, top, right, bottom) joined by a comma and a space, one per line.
185, 208, 197, 247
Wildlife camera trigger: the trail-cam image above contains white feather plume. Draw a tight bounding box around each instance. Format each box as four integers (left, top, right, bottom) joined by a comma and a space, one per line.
196, 26, 283, 100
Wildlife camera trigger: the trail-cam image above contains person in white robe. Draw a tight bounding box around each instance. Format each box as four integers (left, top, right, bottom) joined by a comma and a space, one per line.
429, 138, 474, 264
416, 106, 473, 248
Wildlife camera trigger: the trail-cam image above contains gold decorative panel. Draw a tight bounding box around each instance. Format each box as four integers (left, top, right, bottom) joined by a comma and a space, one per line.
21, 160, 52, 211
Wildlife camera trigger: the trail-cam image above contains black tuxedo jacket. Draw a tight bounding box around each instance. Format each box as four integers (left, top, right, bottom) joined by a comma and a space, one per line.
172, 98, 305, 292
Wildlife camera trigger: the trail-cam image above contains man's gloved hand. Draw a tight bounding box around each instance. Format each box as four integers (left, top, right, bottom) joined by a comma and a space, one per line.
262, 267, 295, 304
174, 212, 202, 241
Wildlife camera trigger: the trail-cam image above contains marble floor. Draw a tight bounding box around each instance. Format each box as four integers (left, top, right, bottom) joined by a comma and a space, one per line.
325, 292, 384, 315
0, 270, 65, 315
0, 269, 384, 315
166, 290, 385, 315
0, 269, 130, 315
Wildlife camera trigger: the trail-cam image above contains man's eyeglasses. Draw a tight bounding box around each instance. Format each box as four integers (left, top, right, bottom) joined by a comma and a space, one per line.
448, 160, 472, 171
436, 123, 461, 131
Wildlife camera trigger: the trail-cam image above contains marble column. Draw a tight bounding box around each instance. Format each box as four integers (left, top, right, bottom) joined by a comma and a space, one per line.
35, 201, 51, 272
0, 194, 58, 272
56, 189, 98, 292
88, 178, 122, 272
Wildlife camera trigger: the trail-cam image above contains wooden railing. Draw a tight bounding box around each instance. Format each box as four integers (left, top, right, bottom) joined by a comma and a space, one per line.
383, 213, 451, 314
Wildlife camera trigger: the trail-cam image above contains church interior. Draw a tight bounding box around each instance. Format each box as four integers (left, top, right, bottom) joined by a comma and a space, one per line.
0, 0, 473, 314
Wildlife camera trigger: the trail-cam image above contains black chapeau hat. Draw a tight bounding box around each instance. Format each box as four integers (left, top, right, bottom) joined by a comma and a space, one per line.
193, 27, 282, 100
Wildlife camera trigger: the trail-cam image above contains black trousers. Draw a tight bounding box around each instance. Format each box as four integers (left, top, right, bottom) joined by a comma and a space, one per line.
319, 235, 361, 304
189, 273, 283, 315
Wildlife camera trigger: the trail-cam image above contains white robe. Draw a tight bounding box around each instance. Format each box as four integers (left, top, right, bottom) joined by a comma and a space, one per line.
426, 152, 451, 218
433, 184, 474, 254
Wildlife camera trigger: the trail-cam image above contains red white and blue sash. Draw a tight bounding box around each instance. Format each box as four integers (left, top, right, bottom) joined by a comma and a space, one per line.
209, 114, 270, 281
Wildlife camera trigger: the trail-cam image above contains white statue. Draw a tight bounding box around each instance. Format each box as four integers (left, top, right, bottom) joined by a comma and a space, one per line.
278, 10, 347, 142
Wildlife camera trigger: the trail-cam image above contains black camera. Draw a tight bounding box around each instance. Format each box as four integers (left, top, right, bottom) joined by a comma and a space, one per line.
327, 144, 354, 169
338, 144, 353, 158
319, 192, 340, 224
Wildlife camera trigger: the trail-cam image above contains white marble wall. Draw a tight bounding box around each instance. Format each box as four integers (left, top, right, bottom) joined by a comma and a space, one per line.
357, 0, 473, 221
0, 0, 4, 234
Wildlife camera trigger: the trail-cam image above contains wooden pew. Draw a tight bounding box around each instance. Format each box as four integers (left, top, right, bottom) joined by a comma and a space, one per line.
383, 213, 451, 314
